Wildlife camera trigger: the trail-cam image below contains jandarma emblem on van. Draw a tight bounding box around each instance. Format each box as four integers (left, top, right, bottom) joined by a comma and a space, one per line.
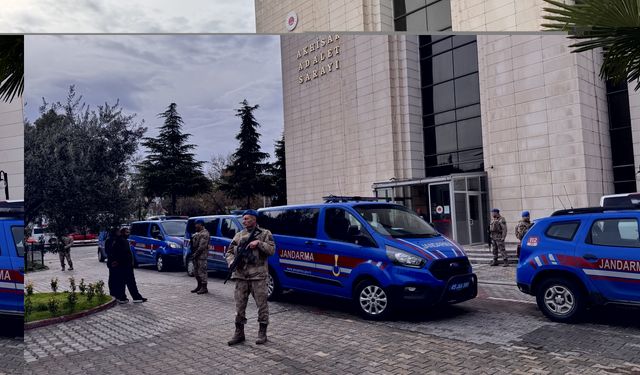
279, 250, 315, 262
421, 241, 452, 249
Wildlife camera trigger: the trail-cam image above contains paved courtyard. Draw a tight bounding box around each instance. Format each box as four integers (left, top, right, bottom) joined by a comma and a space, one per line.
20, 246, 640, 374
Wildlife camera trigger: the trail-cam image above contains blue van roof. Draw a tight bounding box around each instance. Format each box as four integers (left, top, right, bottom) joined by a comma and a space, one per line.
187, 215, 239, 221
259, 201, 402, 212
130, 219, 187, 224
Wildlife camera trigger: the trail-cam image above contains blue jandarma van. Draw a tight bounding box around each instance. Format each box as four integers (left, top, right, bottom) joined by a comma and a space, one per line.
128, 219, 187, 271
258, 198, 477, 319
182, 215, 242, 276
0, 201, 24, 318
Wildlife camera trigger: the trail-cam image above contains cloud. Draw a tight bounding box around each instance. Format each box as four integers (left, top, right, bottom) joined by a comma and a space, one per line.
25, 35, 284, 163
1, 0, 256, 33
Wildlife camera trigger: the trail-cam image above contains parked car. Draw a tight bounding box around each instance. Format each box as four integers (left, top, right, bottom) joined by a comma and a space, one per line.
69, 229, 98, 246
257, 199, 477, 320
0, 200, 24, 318
517, 206, 640, 322
30, 225, 54, 244
182, 215, 243, 276
128, 219, 187, 271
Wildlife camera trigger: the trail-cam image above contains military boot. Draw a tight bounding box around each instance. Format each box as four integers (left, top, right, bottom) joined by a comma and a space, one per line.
68, 261, 73, 271
503, 259, 509, 267
228, 323, 245, 346
190, 281, 201, 293
489, 259, 499, 266
256, 323, 268, 345
197, 284, 208, 294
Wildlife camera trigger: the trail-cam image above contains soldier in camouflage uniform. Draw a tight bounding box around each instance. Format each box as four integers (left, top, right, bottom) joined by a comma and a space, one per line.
225, 209, 275, 346
515, 211, 533, 259
489, 208, 508, 266
190, 219, 210, 295
59, 231, 74, 271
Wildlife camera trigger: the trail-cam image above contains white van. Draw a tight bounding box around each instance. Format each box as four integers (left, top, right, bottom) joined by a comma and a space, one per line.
600, 193, 640, 207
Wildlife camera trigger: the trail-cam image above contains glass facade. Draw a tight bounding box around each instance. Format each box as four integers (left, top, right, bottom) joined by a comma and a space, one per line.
606, 80, 637, 193
393, 0, 452, 31
419, 35, 483, 177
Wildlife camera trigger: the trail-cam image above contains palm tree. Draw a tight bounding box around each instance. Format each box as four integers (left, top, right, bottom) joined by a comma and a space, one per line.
542, 0, 640, 90
0, 36, 24, 103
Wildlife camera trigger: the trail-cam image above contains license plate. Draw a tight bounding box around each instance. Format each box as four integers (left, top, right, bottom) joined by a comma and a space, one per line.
449, 281, 470, 291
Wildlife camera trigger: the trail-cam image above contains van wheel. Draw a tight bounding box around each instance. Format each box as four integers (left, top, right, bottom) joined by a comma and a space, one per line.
98, 249, 105, 262
267, 269, 281, 301
186, 256, 195, 277
353, 280, 392, 320
156, 255, 166, 272
536, 278, 585, 323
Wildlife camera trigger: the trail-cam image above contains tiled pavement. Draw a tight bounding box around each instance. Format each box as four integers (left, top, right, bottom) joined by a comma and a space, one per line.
20, 246, 640, 374
0, 328, 23, 375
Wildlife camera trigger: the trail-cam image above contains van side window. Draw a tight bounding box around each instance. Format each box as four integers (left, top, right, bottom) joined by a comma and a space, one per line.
260, 209, 320, 238
545, 221, 580, 241
205, 219, 220, 236
130, 223, 149, 237
12, 226, 24, 257
150, 224, 163, 239
589, 218, 640, 248
325, 208, 376, 246
221, 218, 238, 239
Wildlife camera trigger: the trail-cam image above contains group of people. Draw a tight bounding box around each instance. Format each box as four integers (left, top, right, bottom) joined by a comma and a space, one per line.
101, 210, 275, 346
104, 227, 147, 304
488, 208, 533, 266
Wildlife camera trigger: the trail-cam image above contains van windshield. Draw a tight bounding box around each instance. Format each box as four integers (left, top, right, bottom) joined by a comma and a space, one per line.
161, 221, 187, 237
354, 204, 439, 238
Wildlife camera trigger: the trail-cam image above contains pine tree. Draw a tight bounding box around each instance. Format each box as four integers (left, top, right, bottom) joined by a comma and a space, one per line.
271, 134, 287, 206
138, 103, 210, 214
220, 99, 271, 208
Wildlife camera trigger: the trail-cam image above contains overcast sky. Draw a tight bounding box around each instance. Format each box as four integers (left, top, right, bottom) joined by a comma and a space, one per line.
25, 35, 284, 164
1, 0, 255, 33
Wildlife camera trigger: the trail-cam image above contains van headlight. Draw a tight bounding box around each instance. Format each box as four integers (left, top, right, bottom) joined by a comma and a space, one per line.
168, 242, 180, 249
386, 245, 425, 268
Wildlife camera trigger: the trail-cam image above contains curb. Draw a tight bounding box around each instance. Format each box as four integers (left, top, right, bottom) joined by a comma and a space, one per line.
478, 280, 516, 286
25, 297, 116, 330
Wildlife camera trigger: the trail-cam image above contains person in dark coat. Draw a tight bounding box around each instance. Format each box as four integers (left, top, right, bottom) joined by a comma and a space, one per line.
111, 227, 147, 304
104, 227, 120, 297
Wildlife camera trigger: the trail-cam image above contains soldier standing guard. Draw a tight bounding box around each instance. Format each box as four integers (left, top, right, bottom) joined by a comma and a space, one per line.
190, 219, 210, 295
489, 208, 508, 266
59, 231, 74, 271
515, 211, 533, 259
225, 209, 275, 346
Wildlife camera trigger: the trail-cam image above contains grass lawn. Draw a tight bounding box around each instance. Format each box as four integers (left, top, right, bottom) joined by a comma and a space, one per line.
25, 292, 112, 323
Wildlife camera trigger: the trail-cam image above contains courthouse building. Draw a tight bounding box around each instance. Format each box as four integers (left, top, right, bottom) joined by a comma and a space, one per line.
256, 0, 559, 33
0, 96, 24, 201
276, 33, 640, 245
258, 2, 640, 245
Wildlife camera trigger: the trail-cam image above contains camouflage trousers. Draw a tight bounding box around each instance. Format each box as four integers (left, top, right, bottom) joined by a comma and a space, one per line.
194, 258, 207, 286
491, 239, 508, 261
234, 279, 269, 325
59, 250, 72, 269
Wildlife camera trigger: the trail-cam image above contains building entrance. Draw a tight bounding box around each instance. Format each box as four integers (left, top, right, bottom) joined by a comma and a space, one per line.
373, 173, 487, 245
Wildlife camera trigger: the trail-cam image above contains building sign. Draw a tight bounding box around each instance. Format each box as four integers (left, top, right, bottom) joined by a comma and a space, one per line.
297, 34, 341, 84
286, 11, 298, 31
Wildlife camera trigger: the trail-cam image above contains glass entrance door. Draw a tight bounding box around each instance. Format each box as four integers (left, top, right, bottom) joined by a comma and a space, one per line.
428, 183, 453, 239
468, 193, 484, 244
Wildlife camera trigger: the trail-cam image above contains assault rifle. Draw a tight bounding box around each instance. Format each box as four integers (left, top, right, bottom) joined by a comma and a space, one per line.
224, 227, 258, 284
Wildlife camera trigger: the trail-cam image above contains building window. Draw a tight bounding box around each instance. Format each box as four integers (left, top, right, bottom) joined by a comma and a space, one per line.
420, 35, 483, 177
606, 80, 636, 194
394, 0, 452, 31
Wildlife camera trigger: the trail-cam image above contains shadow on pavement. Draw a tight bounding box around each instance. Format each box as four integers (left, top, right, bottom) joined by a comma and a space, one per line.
583, 304, 640, 328
0, 317, 24, 338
